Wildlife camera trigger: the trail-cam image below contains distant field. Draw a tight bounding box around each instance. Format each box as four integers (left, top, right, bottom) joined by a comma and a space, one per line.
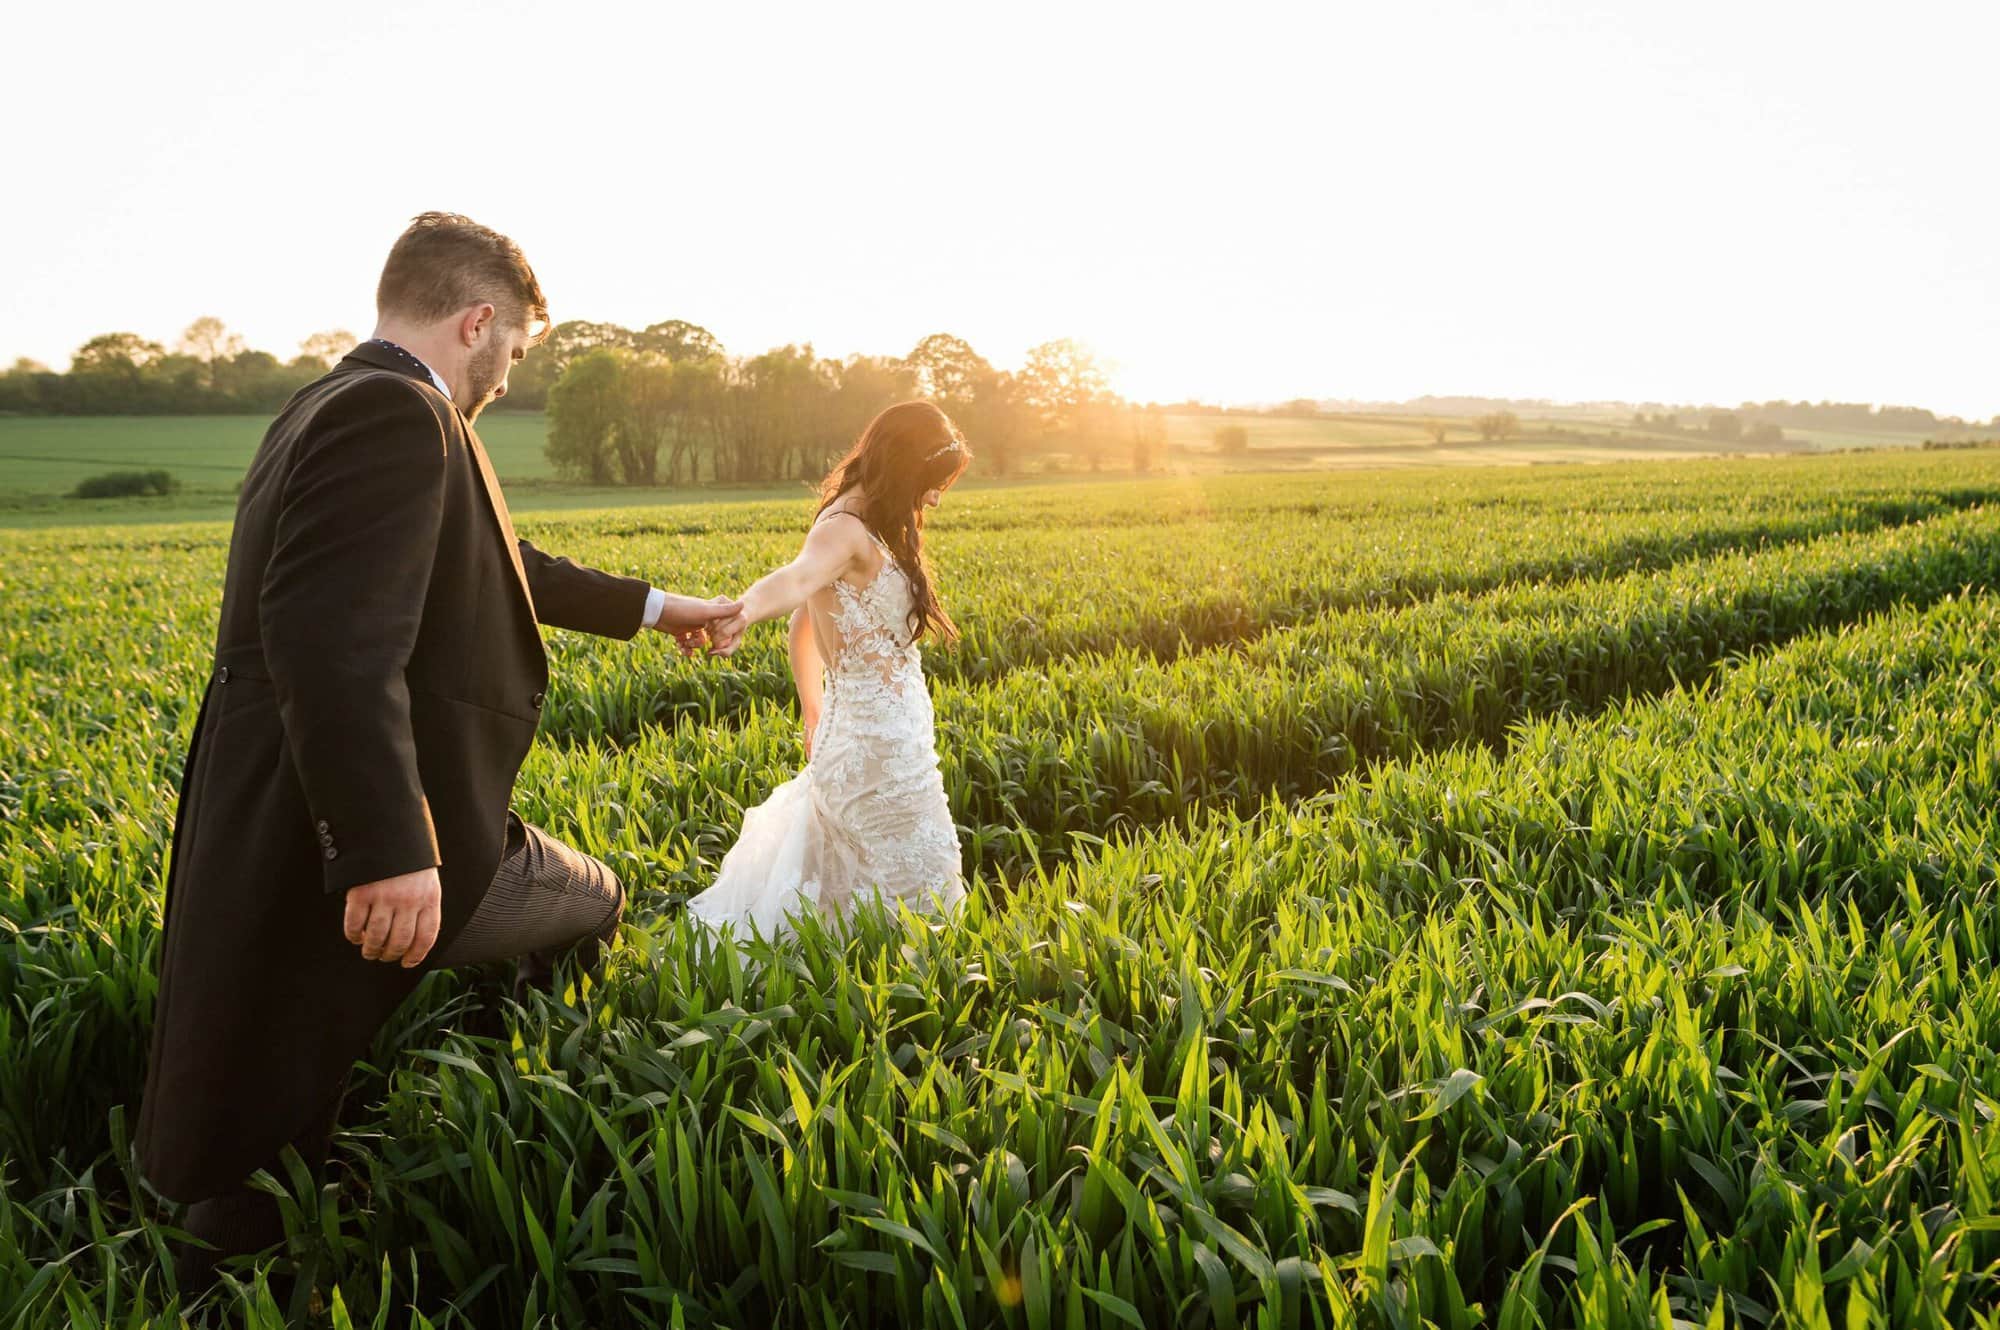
0, 413, 559, 526
0, 408, 1942, 529
0, 413, 554, 496
1164, 409, 1835, 467
1163, 412, 1441, 450
1545, 411, 1972, 454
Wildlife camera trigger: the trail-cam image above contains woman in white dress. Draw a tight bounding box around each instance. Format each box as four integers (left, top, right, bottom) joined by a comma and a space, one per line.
686, 401, 971, 938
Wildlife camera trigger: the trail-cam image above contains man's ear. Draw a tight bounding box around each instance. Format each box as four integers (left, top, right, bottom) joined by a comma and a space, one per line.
459, 303, 497, 347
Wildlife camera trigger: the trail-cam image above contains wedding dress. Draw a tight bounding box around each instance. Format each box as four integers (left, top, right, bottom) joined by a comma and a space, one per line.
686, 527, 965, 938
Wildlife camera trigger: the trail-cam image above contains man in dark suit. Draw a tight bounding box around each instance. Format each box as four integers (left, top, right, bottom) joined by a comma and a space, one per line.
133, 212, 741, 1284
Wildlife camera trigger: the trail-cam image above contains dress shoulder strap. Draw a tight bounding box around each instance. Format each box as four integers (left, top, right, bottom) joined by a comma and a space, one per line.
814, 509, 894, 560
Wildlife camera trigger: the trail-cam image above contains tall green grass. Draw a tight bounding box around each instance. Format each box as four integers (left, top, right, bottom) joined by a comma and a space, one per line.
8, 456, 2000, 1325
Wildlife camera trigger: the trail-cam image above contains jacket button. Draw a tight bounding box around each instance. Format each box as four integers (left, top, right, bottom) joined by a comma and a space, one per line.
318, 833, 334, 847
316, 820, 330, 834
217, 666, 231, 684
531, 691, 546, 709
324, 847, 339, 861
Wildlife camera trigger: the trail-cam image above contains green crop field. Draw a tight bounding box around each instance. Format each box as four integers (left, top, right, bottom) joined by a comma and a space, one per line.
9, 452, 2000, 1326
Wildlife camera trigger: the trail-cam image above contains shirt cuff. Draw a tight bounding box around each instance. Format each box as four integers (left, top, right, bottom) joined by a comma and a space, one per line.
642, 586, 667, 630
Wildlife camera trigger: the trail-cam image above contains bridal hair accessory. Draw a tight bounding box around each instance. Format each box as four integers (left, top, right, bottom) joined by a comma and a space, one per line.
925, 440, 965, 462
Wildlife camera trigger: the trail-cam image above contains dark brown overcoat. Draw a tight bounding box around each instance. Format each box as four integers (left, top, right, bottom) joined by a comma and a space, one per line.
135, 343, 650, 1202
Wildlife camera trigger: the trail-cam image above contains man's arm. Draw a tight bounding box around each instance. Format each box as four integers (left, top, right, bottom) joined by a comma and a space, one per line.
517, 539, 653, 639
518, 539, 744, 651
261, 375, 447, 894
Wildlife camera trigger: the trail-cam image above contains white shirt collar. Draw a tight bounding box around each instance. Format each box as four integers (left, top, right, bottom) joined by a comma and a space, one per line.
410, 354, 453, 401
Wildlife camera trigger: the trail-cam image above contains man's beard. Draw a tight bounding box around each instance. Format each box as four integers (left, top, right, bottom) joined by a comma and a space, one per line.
462, 340, 505, 420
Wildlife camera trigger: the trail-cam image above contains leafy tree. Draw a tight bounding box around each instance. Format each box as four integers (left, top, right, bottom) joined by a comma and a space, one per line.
545, 349, 624, 484
213, 350, 297, 411
72, 333, 165, 376
620, 352, 731, 485
179, 317, 246, 389
1129, 404, 1165, 474
1074, 397, 1127, 471
0, 359, 50, 413
903, 333, 992, 403
547, 320, 637, 369
717, 344, 836, 482
67, 334, 167, 411
635, 320, 723, 364
613, 355, 672, 485
1475, 411, 1520, 442
150, 354, 210, 410
179, 317, 245, 365
828, 354, 919, 470
661, 357, 726, 483
298, 330, 356, 370
901, 334, 1036, 477
505, 320, 638, 412
955, 369, 1034, 478
1020, 338, 1111, 437
1214, 424, 1250, 455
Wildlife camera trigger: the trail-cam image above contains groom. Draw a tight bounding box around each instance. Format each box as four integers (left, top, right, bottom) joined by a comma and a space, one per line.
133, 212, 739, 1280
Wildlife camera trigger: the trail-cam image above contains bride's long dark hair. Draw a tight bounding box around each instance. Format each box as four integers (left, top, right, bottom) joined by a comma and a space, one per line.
815, 400, 972, 643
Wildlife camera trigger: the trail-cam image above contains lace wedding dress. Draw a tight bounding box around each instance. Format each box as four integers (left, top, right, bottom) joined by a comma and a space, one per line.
686, 529, 965, 939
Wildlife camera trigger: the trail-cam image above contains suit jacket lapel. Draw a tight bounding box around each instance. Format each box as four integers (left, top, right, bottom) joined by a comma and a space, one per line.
337, 344, 537, 621
464, 425, 536, 617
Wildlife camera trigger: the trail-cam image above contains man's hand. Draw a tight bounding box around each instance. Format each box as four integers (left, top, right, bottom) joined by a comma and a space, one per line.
343, 867, 443, 968
652, 593, 745, 657
802, 708, 820, 759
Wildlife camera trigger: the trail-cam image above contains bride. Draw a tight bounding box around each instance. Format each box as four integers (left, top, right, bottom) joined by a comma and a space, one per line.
686, 401, 971, 938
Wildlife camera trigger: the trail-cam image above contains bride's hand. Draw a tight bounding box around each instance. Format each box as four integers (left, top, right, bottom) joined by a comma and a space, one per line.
802, 710, 820, 759
709, 607, 750, 658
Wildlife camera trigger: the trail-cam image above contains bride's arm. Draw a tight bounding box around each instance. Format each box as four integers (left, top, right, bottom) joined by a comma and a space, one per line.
788, 608, 824, 753
736, 521, 866, 627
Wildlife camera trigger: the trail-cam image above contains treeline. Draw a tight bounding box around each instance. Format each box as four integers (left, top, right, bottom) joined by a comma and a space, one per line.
1631, 411, 1789, 446
530, 321, 1165, 484
0, 320, 355, 415
1734, 400, 1985, 432
0, 317, 1170, 484
1332, 395, 1999, 432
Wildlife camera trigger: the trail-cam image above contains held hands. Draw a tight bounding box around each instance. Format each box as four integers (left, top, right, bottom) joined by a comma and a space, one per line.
344, 867, 442, 967
651, 593, 747, 658
709, 606, 750, 658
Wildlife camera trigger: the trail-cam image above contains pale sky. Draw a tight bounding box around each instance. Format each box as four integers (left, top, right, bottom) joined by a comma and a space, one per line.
5, 0, 1995, 418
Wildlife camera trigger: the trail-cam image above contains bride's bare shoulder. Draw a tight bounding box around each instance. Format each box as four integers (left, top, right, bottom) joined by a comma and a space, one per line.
810, 510, 893, 587
804, 508, 878, 569
808, 509, 867, 545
